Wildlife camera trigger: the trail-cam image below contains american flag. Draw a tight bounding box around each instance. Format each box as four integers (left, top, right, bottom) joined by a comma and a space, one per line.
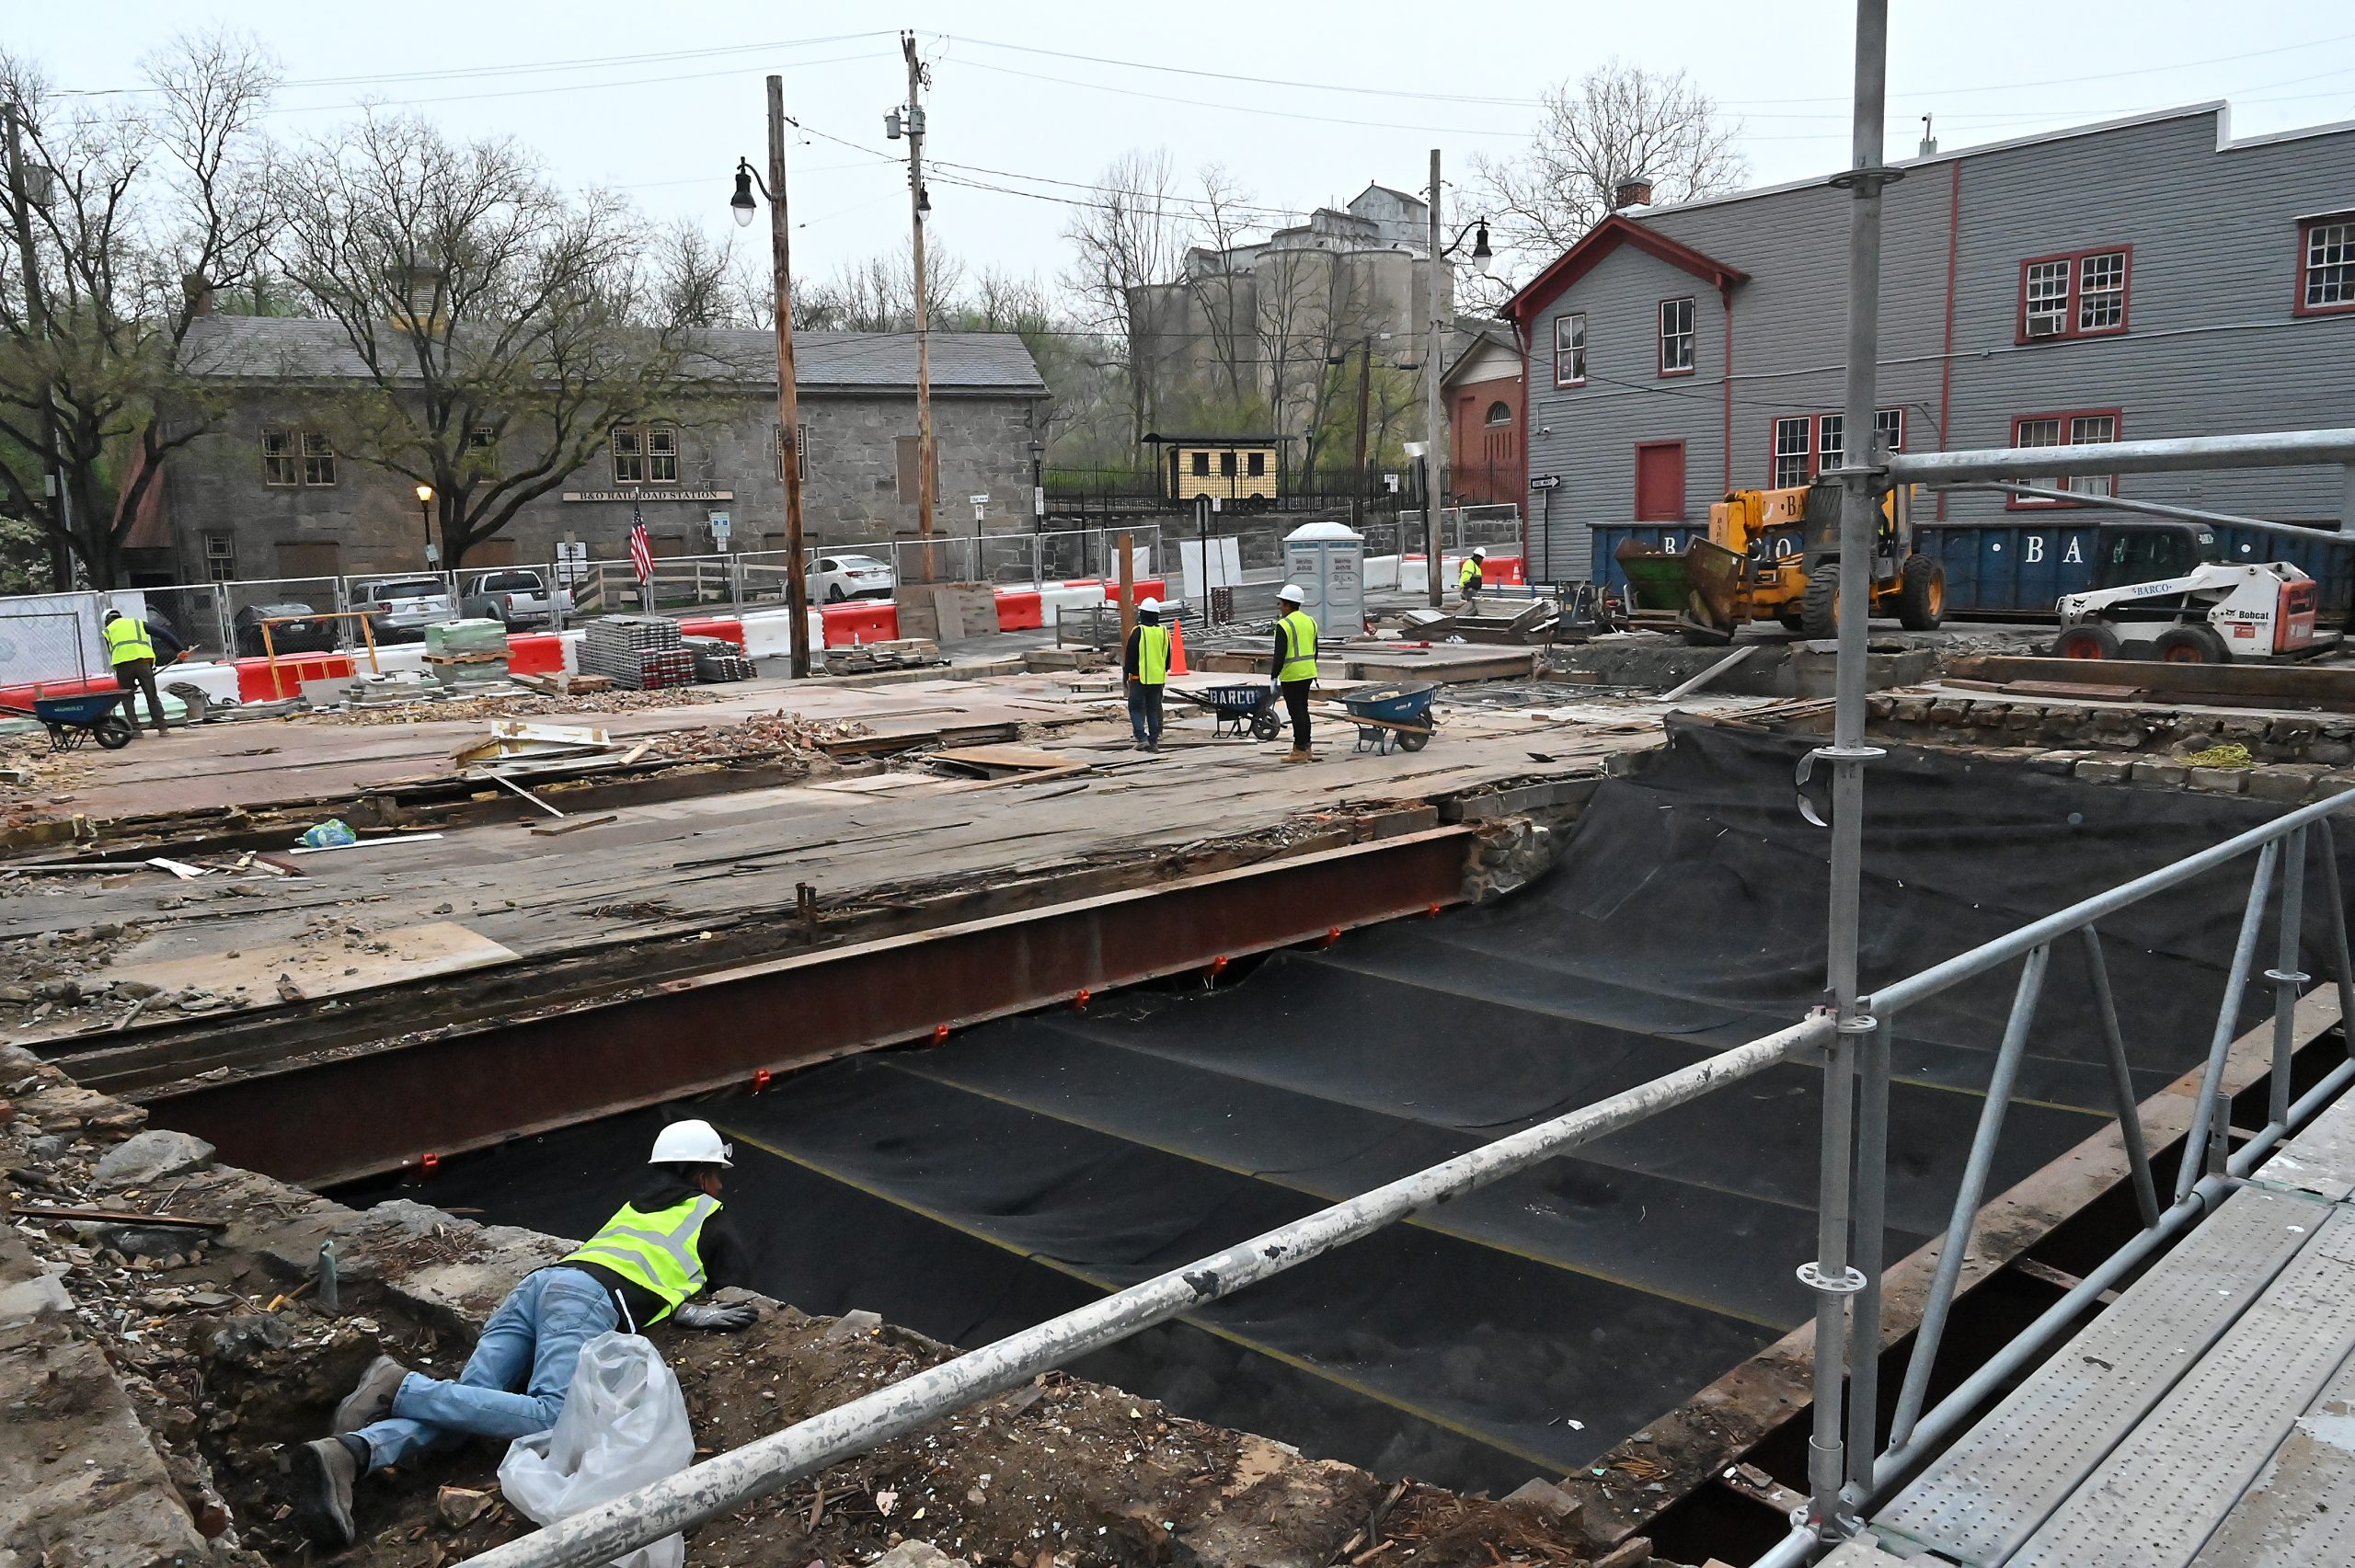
627, 501, 653, 585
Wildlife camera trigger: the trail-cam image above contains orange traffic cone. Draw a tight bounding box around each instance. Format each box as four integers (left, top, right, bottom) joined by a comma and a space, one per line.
1168, 616, 1189, 676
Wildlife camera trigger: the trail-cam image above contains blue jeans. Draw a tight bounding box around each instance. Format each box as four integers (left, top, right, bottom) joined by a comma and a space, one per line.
350, 1266, 617, 1471
1126, 681, 1164, 745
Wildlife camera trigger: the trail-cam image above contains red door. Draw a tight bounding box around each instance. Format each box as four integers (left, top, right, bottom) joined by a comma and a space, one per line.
1635, 441, 1686, 521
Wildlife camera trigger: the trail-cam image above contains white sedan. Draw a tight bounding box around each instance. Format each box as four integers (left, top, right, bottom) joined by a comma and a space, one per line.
810, 553, 895, 602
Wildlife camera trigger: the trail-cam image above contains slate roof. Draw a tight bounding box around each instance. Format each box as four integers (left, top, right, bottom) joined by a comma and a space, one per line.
178, 315, 1047, 395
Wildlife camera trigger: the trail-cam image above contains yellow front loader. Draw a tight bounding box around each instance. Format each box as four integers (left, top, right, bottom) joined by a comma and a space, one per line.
1614, 479, 1944, 643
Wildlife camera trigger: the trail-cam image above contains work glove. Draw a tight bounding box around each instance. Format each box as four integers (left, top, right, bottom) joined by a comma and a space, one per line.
672, 1299, 758, 1332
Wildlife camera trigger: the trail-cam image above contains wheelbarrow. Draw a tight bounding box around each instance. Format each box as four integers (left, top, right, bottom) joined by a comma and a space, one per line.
1342, 681, 1440, 755
1172, 682, 1284, 741
0, 692, 138, 752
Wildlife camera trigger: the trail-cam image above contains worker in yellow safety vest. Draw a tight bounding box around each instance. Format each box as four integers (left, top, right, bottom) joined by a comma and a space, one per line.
1273, 582, 1319, 761
293, 1120, 760, 1549
1123, 595, 1172, 751
1457, 546, 1488, 610
101, 608, 181, 737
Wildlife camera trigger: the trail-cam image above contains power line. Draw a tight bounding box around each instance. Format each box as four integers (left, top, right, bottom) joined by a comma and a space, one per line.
937, 34, 1545, 109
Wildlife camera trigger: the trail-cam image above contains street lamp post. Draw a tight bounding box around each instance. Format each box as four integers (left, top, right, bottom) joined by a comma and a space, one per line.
414, 484, 438, 569
731, 74, 812, 678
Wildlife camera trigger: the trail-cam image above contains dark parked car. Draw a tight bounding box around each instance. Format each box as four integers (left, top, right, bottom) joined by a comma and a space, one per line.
234, 602, 338, 658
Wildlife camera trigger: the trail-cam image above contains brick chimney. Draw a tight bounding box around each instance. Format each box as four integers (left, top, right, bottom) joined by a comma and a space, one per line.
182, 273, 214, 316
1611, 177, 1655, 212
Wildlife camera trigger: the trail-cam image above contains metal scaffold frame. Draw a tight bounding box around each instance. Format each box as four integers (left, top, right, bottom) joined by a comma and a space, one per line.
465, 9, 2355, 1566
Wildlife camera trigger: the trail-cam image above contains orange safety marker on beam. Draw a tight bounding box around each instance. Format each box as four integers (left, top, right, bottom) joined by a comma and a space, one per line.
1427, 903, 1442, 918
931, 1024, 950, 1045
1209, 955, 1228, 976
420, 1152, 441, 1176
1073, 989, 1092, 1009
1323, 926, 1342, 947
752, 1068, 773, 1092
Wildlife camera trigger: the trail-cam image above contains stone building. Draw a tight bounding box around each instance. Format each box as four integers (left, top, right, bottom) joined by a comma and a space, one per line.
137, 315, 1048, 586
1130, 183, 1448, 465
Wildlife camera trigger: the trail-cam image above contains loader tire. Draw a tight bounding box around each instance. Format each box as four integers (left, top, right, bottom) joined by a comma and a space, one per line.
1800, 567, 1840, 640
2051, 624, 2121, 659
1897, 555, 1945, 631
2153, 624, 2230, 665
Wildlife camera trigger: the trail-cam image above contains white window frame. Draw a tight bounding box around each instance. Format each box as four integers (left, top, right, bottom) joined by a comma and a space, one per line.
2078, 251, 2127, 332
1553, 312, 1587, 387
202, 532, 236, 582
1659, 296, 1695, 375
775, 422, 810, 481
610, 422, 680, 486
260, 427, 297, 486
299, 430, 336, 486
2010, 410, 2121, 506
1772, 417, 1813, 488
2304, 219, 2355, 312
2023, 260, 2071, 338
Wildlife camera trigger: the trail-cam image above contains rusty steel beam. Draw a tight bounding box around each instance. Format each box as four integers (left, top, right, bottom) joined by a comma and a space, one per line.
141, 825, 1478, 1187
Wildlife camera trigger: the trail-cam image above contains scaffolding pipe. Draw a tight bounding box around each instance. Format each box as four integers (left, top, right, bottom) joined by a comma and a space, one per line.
464, 1013, 1834, 1568
1889, 428, 2355, 485
1936, 482, 2355, 544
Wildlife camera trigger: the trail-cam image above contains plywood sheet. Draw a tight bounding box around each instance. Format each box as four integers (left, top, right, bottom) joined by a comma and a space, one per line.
103, 921, 518, 1002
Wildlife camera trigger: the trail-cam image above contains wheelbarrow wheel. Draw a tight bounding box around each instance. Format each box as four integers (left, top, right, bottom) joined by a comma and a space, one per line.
1250, 709, 1283, 742
1396, 728, 1430, 752
94, 712, 135, 750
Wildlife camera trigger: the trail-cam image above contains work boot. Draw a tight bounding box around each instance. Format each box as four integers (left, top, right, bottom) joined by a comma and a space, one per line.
289, 1436, 359, 1548
1283, 749, 1312, 764
332, 1354, 411, 1433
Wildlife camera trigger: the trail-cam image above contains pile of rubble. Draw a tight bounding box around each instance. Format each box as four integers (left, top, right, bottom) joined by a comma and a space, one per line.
300, 688, 724, 726
642, 709, 874, 763
0, 1044, 1658, 1568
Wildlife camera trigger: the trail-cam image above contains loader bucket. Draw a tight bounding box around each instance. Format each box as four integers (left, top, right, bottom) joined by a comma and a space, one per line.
1614, 536, 1750, 635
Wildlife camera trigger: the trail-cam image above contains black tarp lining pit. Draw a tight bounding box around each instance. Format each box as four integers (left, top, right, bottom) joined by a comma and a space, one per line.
406, 720, 2351, 1494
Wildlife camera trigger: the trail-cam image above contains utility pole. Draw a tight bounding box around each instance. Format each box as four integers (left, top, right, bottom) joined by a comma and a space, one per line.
901, 32, 936, 581
765, 74, 812, 678
1350, 335, 1374, 532
1423, 148, 1446, 607
3, 100, 71, 589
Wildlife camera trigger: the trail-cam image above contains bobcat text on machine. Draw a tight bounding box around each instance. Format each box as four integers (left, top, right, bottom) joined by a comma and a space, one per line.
2051, 521, 2325, 663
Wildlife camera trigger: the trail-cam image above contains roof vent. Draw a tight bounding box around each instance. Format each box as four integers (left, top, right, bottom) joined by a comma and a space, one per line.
1612, 177, 1654, 211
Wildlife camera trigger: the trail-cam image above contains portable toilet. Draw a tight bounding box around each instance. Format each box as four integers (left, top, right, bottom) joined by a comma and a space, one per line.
1283, 521, 1366, 634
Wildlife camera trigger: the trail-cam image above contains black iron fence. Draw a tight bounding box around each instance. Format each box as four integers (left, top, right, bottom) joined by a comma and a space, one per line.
1043, 463, 1426, 521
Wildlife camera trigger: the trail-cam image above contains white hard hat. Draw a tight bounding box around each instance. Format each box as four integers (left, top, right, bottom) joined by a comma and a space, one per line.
1473, 546, 1488, 557
1277, 583, 1305, 604
1138, 597, 1162, 613
649, 1118, 732, 1168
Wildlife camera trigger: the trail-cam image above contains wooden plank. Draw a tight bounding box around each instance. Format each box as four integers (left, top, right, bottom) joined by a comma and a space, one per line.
3, 1204, 224, 1229
1949, 654, 2355, 708
931, 745, 1085, 773
527, 813, 620, 837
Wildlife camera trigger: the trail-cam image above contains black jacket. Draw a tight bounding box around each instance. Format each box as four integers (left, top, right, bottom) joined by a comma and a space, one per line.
567, 1174, 749, 1328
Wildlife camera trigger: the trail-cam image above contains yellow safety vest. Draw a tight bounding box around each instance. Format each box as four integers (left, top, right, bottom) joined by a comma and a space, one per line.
103, 617, 155, 666
562, 1193, 720, 1323
1134, 624, 1170, 685
1459, 558, 1483, 588
1277, 610, 1319, 683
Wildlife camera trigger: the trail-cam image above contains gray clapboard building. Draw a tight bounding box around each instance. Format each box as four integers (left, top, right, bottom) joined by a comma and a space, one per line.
145, 315, 1047, 585
1498, 102, 2355, 581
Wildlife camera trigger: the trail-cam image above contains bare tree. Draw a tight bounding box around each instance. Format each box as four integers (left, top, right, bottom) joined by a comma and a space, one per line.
0, 32, 278, 586
1185, 163, 1258, 408
650, 222, 745, 329
270, 113, 709, 567
1060, 149, 1185, 450
1465, 60, 1746, 313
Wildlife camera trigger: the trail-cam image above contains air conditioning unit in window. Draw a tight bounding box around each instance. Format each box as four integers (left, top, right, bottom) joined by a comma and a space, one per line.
2026, 315, 2064, 338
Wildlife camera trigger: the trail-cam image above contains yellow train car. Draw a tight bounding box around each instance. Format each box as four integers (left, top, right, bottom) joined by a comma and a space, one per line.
1144, 434, 1285, 505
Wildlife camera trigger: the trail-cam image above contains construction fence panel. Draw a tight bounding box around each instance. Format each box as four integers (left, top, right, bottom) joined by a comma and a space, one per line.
218, 577, 354, 656
0, 602, 104, 690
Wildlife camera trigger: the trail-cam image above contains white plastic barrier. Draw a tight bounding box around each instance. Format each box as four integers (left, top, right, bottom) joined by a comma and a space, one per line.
735, 609, 822, 658
1364, 555, 1401, 590
153, 660, 242, 703
1039, 584, 1109, 618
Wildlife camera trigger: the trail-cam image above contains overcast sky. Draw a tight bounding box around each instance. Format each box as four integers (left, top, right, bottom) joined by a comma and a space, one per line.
17, 1, 2355, 301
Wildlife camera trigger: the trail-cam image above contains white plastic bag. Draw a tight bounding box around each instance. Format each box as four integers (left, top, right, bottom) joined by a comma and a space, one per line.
498, 1331, 694, 1568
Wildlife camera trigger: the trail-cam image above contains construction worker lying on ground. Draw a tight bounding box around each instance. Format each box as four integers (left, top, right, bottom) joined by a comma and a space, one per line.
1123, 596, 1172, 751
1273, 582, 1318, 762
292, 1119, 760, 1548
1457, 547, 1488, 610
102, 608, 184, 738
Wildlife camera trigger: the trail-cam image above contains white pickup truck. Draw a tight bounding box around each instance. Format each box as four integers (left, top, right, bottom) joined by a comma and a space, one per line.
458, 567, 573, 628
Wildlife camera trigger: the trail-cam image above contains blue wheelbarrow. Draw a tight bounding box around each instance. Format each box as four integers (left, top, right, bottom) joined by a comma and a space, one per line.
1342, 681, 1440, 755
0, 692, 138, 752
1174, 682, 1285, 742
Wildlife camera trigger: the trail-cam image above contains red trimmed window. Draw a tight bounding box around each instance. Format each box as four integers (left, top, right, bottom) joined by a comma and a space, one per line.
1769, 409, 1906, 486
2006, 410, 2121, 508
2017, 247, 2131, 341
1658, 297, 1694, 376
1553, 312, 1587, 386
2298, 215, 2355, 315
